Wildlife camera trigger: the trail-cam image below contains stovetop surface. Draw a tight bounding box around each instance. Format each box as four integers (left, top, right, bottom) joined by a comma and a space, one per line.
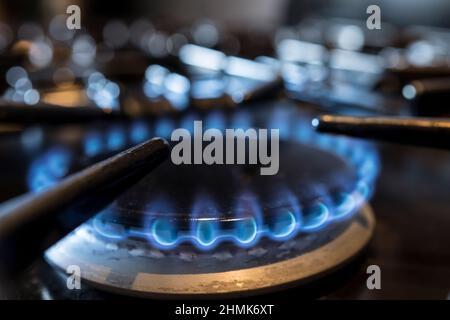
1, 105, 449, 300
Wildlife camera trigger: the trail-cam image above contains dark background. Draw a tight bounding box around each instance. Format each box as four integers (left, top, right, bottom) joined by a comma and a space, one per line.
3, 0, 450, 29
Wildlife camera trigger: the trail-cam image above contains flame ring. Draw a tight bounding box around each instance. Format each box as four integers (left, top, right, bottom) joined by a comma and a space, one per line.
27, 109, 379, 250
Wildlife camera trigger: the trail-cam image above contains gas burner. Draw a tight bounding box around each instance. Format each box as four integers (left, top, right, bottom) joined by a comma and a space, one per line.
88, 139, 373, 250
2, 2, 450, 302
41, 102, 379, 297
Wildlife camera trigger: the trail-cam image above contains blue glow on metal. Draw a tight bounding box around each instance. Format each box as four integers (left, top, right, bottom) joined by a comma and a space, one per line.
178, 44, 226, 71
145, 65, 169, 85
144, 64, 170, 99
143, 65, 190, 111
164, 91, 189, 110
86, 72, 120, 109
191, 78, 225, 99
225, 56, 277, 82
164, 73, 190, 95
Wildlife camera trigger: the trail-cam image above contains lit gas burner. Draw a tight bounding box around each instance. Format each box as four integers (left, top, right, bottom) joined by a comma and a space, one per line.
42, 102, 379, 297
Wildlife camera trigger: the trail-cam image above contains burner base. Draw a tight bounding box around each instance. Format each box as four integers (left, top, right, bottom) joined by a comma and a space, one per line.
45, 204, 375, 298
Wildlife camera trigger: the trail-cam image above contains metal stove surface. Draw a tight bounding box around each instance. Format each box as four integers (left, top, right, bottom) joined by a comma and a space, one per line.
44, 206, 374, 298
43, 132, 375, 297
0, 100, 380, 298
1, 100, 449, 300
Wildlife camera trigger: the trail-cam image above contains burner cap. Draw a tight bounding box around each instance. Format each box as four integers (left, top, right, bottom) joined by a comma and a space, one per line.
91, 139, 370, 250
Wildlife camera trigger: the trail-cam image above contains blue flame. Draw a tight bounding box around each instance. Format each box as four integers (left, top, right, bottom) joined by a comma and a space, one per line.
266, 188, 301, 240
204, 111, 226, 131
231, 110, 252, 130
93, 210, 128, 240
301, 202, 330, 231
28, 147, 72, 192
331, 192, 356, 219
130, 120, 151, 144
29, 120, 157, 192
195, 220, 218, 247
190, 194, 221, 248
86, 109, 379, 250
106, 126, 126, 151
229, 191, 263, 247
154, 118, 175, 139
109, 191, 266, 250
267, 108, 295, 140
84, 131, 103, 157
267, 209, 297, 238
134, 195, 182, 249
151, 218, 179, 247
180, 113, 199, 134
233, 217, 258, 244
29, 107, 379, 250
